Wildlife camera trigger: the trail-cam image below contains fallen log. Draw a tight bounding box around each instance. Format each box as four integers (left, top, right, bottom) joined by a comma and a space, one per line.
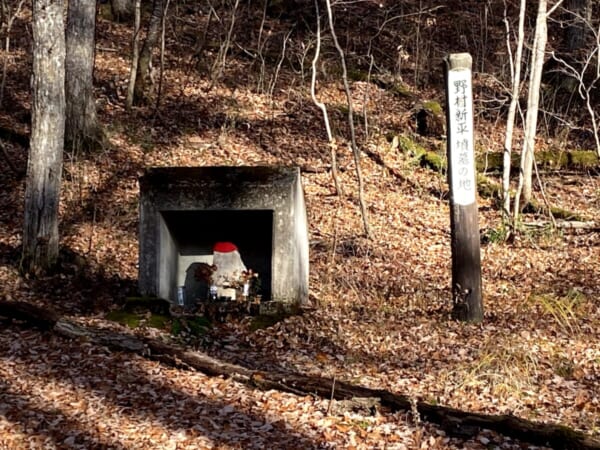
1, 300, 599, 450
524, 220, 600, 231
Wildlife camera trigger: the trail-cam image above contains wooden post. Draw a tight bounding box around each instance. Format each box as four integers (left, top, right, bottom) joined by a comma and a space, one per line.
444, 53, 483, 322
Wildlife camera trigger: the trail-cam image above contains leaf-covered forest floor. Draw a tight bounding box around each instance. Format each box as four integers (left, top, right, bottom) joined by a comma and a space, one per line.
0, 2, 599, 449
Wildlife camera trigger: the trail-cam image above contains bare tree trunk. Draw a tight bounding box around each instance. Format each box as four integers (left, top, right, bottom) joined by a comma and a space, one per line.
133, 0, 164, 105
566, 0, 591, 53
153, 0, 170, 116
22, 0, 66, 273
551, 0, 600, 157
65, 0, 104, 152
502, 0, 526, 221
515, 0, 548, 214
324, 0, 370, 237
110, 0, 134, 22
210, 0, 240, 83
310, 0, 342, 197
515, 0, 565, 215
0, 0, 25, 108
125, 0, 141, 110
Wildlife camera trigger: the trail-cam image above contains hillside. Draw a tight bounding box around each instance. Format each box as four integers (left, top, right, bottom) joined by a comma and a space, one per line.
0, 1, 599, 449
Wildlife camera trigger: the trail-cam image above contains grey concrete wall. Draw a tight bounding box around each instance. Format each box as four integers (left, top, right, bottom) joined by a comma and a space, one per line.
138, 166, 309, 308
294, 174, 310, 304
158, 213, 178, 301
138, 188, 158, 298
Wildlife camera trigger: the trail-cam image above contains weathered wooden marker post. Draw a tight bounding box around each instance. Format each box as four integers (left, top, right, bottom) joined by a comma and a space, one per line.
444, 53, 483, 322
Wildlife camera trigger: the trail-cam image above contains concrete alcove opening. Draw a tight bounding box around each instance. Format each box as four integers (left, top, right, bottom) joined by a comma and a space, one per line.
139, 166, 309, 312
159, 209, 273, 305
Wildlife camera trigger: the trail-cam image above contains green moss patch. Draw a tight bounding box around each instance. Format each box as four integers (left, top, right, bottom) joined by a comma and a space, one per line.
392, 137, 589, 221
106, 309, 173, 331
476, 174, 502, 199
476, 152, 509, 172
523, 202, 587, 222
568, 150, 599, 167
420, 151, 445, 172
396, 134, 427, 157
347, 69, 370, 82
422, 100, 443, 116
476, 150, 598, 173
389, 82, 413, 98
106, 310, 141, 328
394, 134, 445, 172
146, 314, 171, 329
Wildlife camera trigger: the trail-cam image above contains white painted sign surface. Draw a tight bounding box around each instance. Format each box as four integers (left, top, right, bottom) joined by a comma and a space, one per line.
447, 68, 476, 206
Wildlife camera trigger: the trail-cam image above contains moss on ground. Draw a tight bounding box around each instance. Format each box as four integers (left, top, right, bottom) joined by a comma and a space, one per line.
250, 315, 280, 331
106, 309, 172, 330
146, 314, 171, 329
396, 134, 427, 157
106, 310, 141, 328
476, 150, 598, 173
395, 134, 445, 171
420, 151, 445, 172
523, 202, 587, 221
422, 100, 443, 116
569, 149, 598, 167
476, 174, 502, 199
391, 134, 588, 221
389, 82, 413, 98
249, 312, 294, 331
347, 68, 370, 82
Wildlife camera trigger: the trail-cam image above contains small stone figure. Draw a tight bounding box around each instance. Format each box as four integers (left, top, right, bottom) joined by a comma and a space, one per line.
212, 242, 247, 300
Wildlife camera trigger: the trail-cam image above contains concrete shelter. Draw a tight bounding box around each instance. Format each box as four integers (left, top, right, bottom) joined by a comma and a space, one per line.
138, 166, 309, 310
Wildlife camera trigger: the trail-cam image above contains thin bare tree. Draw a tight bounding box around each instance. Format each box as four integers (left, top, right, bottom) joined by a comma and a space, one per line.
310, 0, 342, 197
514, 0, 563, 216
211, 0, 240, 82
0, 0, 25, 108
133, 0, 165, 105
323, 0, 370, 237
154, 0, 171, 116
502, 0, 526, 221
551, 2, 600, 157
126, 0, 141, 110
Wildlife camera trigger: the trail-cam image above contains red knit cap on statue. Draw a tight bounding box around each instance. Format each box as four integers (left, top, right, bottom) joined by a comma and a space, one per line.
213, 242, 238, 253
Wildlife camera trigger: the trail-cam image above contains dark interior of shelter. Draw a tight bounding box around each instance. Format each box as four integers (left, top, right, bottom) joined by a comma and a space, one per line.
160, 209, 273, 304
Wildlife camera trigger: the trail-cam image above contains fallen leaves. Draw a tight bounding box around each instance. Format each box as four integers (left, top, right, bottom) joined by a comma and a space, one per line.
0, 1, 599, 448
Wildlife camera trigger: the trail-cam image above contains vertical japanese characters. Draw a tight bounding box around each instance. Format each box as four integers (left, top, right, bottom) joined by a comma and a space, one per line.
447, 71, 476, 206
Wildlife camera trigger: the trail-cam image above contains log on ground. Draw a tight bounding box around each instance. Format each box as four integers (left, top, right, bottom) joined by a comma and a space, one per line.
1, 300, 599, 450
